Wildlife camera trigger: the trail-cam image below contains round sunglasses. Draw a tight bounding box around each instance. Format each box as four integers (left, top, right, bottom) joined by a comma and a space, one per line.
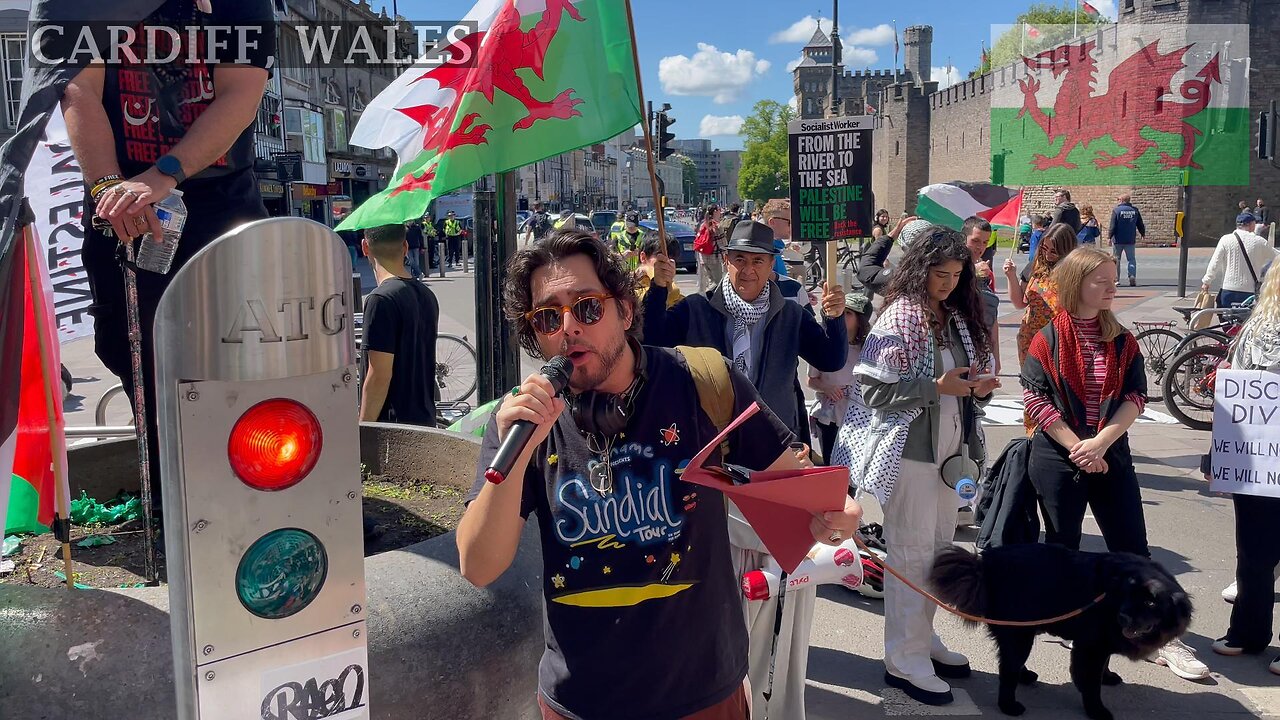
525, 294, 613, 335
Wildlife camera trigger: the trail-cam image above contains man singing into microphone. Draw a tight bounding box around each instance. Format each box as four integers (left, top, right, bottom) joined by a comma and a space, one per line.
458, 229, 863, 720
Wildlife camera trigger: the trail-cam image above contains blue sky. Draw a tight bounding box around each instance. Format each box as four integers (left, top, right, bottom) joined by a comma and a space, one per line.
395, 0, 1117, 150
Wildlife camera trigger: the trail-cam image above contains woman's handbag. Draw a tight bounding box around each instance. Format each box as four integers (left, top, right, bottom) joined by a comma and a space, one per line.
941, 395, 980, 491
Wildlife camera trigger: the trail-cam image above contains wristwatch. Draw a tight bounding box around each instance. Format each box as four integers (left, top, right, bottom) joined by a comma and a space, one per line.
156, 154, 186, 185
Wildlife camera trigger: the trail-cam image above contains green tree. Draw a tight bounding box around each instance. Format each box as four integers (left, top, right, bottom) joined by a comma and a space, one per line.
970, 3, 1108, 77
679, 155, 698, 205
738, 99, 794, 204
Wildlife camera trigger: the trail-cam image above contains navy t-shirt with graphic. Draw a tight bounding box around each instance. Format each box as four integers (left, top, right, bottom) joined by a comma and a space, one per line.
468, 346, 793, 720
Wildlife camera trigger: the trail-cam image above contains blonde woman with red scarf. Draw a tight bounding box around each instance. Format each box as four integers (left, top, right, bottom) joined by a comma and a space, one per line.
1021, 246, 1208, 681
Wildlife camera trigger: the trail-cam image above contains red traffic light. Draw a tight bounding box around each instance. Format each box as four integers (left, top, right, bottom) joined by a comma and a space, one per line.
228, 399, 322, 491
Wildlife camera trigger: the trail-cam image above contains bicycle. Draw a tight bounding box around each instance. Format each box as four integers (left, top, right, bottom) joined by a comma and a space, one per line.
1160, 305, 1252, 431
797, 238, 863, 291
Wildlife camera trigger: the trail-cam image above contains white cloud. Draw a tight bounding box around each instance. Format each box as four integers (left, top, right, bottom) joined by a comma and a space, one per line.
700, 114, 745, 137
771, 15, 828, 44
932, 65, 962, 88
786, 55, 804, 72
844, 47, 878, 67
788, 96, 799, 112
1086, 0, 1118, 19
845, 24, 895, 46
659, 44, 771, 104
771, 17, 896, 47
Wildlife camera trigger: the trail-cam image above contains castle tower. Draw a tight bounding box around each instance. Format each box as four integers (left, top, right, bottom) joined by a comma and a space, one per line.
793, 25, 835, 119
903, 24, 933, 87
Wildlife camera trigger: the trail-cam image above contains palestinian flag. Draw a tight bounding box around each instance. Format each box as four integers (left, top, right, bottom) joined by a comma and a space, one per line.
1081, 1, 1102, 20
994, 23, 1250, 186
916, 182, 1021, 231
339, 0, 643, 230
3, 224, 69, 537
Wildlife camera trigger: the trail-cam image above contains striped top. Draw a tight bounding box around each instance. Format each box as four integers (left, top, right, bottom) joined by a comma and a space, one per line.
1024, 316, 1146, 430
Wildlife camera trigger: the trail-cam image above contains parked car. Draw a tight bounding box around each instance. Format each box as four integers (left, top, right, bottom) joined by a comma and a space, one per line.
591, 210, 618, 237
639, 220, 696, 273
516, 210, 531, 228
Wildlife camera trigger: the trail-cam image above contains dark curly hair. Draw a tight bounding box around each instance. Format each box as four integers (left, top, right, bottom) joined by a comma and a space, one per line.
884, 226, 992, 364
502, 228, 640, 359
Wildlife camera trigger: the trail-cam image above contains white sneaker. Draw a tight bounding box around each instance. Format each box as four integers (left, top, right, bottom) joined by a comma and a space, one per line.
1270, 657, 1280, 676
1222, 580, 1237, 604
1148, 638, 1210, 680
884, 669, 953, 705
956, 505, 975, 527
930, 643, 972, 679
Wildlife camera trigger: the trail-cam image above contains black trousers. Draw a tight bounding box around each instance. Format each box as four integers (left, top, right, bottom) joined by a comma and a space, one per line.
446, 234, 461, 265
1027, 430, 1149, 556
816, 421, 838, 466
83, 171, 268, 508
1226, 493, 1280, 650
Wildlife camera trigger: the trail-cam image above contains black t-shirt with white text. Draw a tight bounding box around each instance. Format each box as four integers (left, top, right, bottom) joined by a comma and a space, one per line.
468, 346, 794, 720
360, 278, 440, 426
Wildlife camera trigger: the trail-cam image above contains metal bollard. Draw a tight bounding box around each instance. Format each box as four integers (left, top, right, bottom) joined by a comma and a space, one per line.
463, 238, 471, 274
351, 272, 363, 312
437, 240, 447, 278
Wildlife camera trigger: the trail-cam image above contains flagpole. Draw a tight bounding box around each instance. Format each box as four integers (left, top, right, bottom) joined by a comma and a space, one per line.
1074, 0, 1079, 37
21, 222, 73, 590
623, 0, 669, 254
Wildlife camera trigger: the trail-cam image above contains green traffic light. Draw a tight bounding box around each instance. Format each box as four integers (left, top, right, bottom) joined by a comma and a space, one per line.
235, 528, 328, 620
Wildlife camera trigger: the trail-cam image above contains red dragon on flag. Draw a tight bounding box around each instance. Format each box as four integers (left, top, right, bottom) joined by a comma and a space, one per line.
1016, 39, 1222, 172
340, 0, 641, 230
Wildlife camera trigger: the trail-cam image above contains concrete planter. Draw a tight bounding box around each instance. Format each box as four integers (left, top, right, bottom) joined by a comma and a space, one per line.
0, 423, 543, 720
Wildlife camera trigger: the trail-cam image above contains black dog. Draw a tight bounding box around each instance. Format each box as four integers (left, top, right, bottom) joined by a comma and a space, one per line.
930, 544, 1192, 720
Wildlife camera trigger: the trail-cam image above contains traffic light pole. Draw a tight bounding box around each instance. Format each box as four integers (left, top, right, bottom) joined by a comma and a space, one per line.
475, 172, 521, 403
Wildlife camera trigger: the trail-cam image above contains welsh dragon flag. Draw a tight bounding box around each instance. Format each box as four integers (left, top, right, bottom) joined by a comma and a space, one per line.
338, 0, 642, 230
992, 23, 1251, 186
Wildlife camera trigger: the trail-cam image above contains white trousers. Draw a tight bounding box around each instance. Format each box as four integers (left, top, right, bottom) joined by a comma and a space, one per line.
882, 409, 964, 679
697, 252, 725, 293
731, 519, 815, 720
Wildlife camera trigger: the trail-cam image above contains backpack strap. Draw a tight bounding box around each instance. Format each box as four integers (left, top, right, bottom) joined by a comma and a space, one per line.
675, 345, 736, 457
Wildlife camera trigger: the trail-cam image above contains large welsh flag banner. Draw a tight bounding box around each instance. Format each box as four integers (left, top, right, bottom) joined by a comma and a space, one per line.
339, 0, 642, 230
991, 23, 1250, 187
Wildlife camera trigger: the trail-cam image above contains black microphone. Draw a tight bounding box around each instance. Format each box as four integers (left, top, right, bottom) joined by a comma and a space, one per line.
484, 355, 573, 485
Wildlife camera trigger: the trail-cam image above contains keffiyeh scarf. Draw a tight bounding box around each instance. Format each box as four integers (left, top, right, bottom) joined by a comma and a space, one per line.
832, 298, 986, 507
720, 277, 771, 375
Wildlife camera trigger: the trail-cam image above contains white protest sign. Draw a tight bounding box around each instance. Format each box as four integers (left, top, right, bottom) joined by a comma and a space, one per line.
1209, 369, 1280, 496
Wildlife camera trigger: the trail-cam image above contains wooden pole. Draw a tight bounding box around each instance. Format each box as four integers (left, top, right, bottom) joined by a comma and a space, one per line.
623, 0, 668, 257
21, 223, 74, 590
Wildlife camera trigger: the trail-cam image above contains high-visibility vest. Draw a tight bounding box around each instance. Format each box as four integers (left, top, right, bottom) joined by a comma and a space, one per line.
612, 228, 643, 268
444, 218, 462, 236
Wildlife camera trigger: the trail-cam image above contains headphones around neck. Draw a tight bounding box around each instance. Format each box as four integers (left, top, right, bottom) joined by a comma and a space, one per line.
568, 340, 647, 439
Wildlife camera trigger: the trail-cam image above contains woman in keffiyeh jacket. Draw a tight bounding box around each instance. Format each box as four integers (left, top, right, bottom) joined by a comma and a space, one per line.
833, 227, 999, 706
1021, 246, 1208, 679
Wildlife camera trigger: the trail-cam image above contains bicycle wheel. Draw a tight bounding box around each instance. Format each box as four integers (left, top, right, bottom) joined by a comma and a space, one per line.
1161, 344, 1227, 431
1133, 327, 1182, 403
805, 260, 822, 291
436, 334, 478, 404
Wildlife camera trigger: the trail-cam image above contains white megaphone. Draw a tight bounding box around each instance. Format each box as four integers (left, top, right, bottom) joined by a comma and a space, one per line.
741, 538, 870, 601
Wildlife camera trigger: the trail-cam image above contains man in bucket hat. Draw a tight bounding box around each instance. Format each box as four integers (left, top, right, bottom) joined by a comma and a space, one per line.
642, 219, 849, 719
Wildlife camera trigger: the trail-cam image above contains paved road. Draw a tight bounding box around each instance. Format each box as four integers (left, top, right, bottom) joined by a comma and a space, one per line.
58, 244, 1280, 718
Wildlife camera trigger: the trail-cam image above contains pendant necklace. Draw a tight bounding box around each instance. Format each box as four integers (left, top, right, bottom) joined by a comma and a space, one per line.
585, 432, 617, 495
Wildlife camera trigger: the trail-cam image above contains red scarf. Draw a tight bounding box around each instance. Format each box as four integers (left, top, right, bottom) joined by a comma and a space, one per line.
1031, 312, 1138, 431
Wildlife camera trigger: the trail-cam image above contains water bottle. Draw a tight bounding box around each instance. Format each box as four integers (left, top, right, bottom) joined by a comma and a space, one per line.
135, 189, 187, 275
955, 476, 978, 503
